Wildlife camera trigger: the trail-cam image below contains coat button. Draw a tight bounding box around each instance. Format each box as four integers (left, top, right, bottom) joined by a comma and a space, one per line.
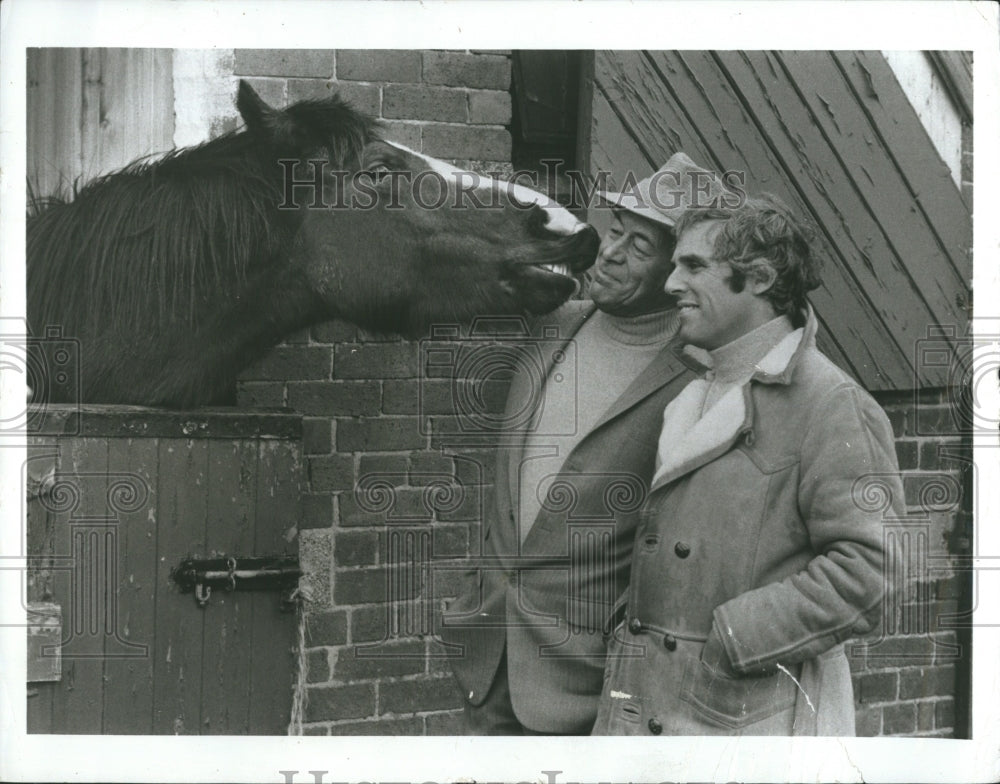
663, 633, 677, 651
674, 541, 691, 558
628, 617, 642, 634
648, 717, 663, 735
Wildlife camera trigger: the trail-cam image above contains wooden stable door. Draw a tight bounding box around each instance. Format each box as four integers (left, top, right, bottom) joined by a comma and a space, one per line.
26, 406, 303, 735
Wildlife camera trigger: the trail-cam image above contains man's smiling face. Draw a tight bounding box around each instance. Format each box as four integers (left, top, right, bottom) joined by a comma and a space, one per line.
588, 210, 677, 317
666, 219, 764, 350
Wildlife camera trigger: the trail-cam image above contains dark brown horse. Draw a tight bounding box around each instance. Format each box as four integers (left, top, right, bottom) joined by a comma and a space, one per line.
27, 81, 598, 408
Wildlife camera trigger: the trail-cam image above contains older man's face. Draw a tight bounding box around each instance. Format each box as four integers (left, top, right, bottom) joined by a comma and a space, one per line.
589, 211, 676, 317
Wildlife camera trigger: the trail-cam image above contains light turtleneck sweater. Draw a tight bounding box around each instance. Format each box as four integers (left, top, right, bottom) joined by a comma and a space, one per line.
517, 307, 679, 545
699, 314, 794, 414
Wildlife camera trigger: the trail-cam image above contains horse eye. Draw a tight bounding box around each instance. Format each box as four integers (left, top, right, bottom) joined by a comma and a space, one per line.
361, 163, 392, 184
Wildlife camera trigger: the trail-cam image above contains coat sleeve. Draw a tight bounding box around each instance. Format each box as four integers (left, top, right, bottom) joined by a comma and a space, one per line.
708, 382, 903, 676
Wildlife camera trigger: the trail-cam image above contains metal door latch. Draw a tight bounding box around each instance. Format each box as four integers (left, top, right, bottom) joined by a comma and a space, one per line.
171, 555, 301, 609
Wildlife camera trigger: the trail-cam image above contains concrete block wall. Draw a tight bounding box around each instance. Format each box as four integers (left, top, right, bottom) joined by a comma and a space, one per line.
228, 48, 971, 738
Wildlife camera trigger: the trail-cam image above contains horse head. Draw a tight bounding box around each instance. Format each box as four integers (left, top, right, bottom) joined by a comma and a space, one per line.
26, 80, 599, 407
236, 82, 598, 336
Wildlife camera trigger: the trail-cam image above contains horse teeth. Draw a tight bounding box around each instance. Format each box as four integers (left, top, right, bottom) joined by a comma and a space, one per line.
541, 263, 570, 277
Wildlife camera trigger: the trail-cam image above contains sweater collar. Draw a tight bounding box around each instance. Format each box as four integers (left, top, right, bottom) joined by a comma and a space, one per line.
674, 305, 818, 386
592, 307, 680, 346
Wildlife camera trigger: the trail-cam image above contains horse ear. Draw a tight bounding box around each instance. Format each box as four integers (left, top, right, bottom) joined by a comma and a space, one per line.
236, 79, 279, 133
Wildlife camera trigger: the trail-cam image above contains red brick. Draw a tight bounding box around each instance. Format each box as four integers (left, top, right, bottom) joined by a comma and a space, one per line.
236, 381, 285, 408
453, 450, 492, 485
425, 710, 466, 734
468, 90, 512, 125
436, 484, 484, 523
856, 671, 897, 704
305, 610, 348, 646
882, 703, 917, 735
859, 635, 937, 668
432, 525, 469, 558
334, 567, 391, 605
422, 124, 511, 162
358, 454, 409, 476
380, 121, 422, 151
337, 417, 426, 452
903, 473, 962, 510
934, 698, 955, 729
383, 84, 467, 122
855, 705, 881, 737
409, 453, 455, 483
384, 379, 442, 415
301, 725, 329, 736
379, 676, 463, 714
899, 665, 956, 700
917, 700, 935, 731
894, 440, 919, 470
241, 346, 331, 381
235, 49, 334, 78
332, 640, 426, 679
301, 492, 334, 530
302, 417, 333, 455
288, 79, 382, 116
915, 405, 961, 437
328, 717, 423, 736
335, 530, 379, 567
351, 604, 389, 643
304, 682, 375, 722
310, 454, 356, 492
919, 440, 965, 470
312, 320, 357, 343
337, 50, 421, 83
288, 380, 381, 417
306, 648, 331, 683
423, 51, 511, 89
335, 343, 418, 379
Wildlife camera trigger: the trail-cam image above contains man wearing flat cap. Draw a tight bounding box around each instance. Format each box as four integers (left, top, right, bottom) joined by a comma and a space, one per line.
440, 154, 739, 734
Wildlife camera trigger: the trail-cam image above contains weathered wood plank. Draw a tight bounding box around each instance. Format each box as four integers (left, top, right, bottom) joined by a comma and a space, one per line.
100, 437, 158, 734
50, 437, 108, 734
199, 439, 257, 734
834, 51, 972, 284
26, 48, 83, 201
152, 439, 207, 734
707, 50, 928, 389
777, 52, 968, 341
247, 439, 302, 734
593, 51, 881, 384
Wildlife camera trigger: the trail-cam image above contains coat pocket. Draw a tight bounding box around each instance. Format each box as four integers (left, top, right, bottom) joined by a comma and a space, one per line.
679, 655, 797, 731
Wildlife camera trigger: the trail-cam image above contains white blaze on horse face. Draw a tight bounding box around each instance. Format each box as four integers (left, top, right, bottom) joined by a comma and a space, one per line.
386, 142, 585, 237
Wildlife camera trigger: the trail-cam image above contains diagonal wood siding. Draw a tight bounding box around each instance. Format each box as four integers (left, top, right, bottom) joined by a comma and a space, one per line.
586, 50, 972, 391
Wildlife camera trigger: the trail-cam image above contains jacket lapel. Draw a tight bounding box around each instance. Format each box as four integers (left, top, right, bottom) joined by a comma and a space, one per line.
505, 302, 596, 513
587, 337, 688, 435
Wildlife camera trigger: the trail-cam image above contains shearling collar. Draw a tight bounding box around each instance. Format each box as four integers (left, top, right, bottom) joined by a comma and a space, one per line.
673, 305, 818, 386
651, 305, 817, 490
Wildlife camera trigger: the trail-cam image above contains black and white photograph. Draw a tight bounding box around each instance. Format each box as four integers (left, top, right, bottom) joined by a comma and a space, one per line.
1, 1, 998, 782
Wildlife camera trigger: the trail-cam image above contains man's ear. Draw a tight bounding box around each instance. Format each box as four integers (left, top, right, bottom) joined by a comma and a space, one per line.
746, 259, 777, 295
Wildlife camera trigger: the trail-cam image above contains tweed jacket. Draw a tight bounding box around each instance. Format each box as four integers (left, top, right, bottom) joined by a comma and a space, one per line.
593, 308, 902, 736
438, 300, 693, 733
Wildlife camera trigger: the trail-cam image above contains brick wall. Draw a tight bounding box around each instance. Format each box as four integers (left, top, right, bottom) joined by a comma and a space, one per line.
234, 49, 514, 736
850, 389, 972, 738
229, 48, 972, 738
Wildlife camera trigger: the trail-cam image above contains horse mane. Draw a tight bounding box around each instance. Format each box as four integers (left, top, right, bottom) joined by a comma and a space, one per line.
27, 89, 381, 338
